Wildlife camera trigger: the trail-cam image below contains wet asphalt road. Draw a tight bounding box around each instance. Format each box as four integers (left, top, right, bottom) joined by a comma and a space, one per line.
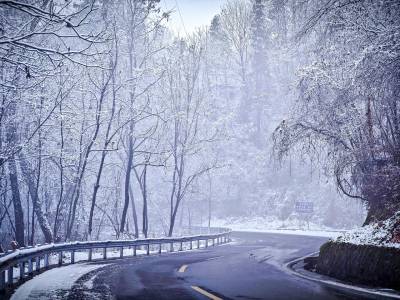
64, 231, 375, 300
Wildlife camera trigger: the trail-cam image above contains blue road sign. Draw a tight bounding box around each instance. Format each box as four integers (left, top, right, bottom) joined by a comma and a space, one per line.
295, 201, 314, 214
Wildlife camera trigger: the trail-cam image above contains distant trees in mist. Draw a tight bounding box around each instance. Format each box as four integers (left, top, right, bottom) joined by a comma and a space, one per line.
1, 0, 389, 248
273, 0, 400, 224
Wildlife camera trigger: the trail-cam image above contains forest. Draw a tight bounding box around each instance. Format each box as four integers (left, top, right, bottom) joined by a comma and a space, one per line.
0, 0, 398, 249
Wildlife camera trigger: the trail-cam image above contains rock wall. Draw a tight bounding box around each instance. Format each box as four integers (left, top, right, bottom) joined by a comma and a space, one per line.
317, 241, 400, 290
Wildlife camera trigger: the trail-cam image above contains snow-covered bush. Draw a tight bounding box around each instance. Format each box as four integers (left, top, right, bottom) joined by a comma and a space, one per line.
335, 212, 400, 249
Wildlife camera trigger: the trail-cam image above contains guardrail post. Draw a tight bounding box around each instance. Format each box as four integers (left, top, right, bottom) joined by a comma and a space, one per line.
205, 239, 208, 248
44, 253, 49, 268
71, 250, 75, 264
212, 238, 215, 246
133, 245, 137, 256
0, 270, 5, 291
103, 247, 107, 259
28, 258, 33, 274
58, 252, 63, 266
189, 240, 192, 250
88, 248, 92, 261
159, 244, 162, 254
7, 266, 13, 286
146, 244, 150, 255
179, 242, 183, 251
120, 247, 124, 258
170, 242, 174, 252
35, 257, 40, 271
197, 240, 200, 249
19, 262, 24, 280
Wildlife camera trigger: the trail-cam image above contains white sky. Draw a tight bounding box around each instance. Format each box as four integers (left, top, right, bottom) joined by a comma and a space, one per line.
160, 0, 227, 36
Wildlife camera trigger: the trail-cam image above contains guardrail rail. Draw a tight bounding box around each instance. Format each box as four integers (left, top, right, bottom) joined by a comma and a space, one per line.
0, 228, 231, 293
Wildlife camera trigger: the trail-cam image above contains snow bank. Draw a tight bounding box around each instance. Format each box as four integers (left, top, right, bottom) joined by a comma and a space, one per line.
335, 212, 400, 248
10, 263, 104, 300
212, 217, 344, 238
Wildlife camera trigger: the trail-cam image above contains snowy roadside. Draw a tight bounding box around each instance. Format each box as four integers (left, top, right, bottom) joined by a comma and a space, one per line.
212, 217, 346, 238
8, 248, 148, 299
229, 227, 344, 238
335, 212, 400, 249
10, 263, 105, 300
213, 211, 400, 248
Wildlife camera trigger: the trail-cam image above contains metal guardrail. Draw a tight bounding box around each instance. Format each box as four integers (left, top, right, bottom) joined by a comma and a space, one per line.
0, 228, 231, 293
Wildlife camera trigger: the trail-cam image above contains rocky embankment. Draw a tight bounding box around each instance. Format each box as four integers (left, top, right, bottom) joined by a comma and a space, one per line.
316, 212, 400, 289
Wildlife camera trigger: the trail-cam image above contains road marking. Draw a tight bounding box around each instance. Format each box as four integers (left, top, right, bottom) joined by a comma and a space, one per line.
191, 286, 223, 300
204, 256, 223, 261
178, 264, 188, 273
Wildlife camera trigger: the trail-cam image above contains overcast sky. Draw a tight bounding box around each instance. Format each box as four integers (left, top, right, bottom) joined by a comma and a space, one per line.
160, 0, 226, 36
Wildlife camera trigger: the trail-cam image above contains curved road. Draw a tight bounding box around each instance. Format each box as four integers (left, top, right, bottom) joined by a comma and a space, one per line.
12, 232, 376, 300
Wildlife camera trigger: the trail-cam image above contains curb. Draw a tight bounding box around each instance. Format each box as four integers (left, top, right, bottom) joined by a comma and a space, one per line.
284, 252, 400, 299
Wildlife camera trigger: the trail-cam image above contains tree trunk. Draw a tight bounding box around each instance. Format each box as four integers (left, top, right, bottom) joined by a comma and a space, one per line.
168, 152, 184, 237
8, 159, 25, 247
88, 149, 108, 237
53, 102, 64, 240
5, 102, 25, 246
19, 154, 53, 243
120, 122, 134, 234
129, 186, 139, 238
120, 9, 137, 235
66, 70, 110, 240
142, 164, 148, 238
208, 171, 212, 232
88, 52, 118, 238
168, 203, 179, 237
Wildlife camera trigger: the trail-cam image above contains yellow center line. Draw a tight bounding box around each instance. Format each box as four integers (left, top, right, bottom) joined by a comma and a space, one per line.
191, 286, 223, 300
178, 264, 188, 273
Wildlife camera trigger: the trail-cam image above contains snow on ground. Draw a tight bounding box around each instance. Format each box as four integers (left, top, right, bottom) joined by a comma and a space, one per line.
234, 228, 343, 238
212, 217, 346, 238
335, 212, 400, 248
10, 263, 105, 300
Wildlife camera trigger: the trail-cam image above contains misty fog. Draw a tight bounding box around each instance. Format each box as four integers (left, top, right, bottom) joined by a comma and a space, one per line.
2, 0, 398, 250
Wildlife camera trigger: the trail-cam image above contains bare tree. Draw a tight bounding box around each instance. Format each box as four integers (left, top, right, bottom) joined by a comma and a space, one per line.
274, 0, 400, 223
164, 32, 219, 236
